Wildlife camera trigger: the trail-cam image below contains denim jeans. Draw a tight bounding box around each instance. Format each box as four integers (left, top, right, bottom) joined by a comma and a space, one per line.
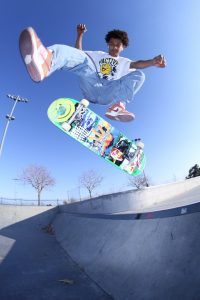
48, 44, 145, 106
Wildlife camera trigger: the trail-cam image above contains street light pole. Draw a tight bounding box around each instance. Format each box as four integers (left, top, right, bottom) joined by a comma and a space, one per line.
0, 94, 29, 157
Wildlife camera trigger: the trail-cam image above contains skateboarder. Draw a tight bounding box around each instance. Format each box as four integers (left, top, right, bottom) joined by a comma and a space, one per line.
19, 24, 166, 122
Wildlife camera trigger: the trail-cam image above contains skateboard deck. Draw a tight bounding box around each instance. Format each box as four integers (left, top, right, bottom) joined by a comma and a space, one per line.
47, 98, 146, 176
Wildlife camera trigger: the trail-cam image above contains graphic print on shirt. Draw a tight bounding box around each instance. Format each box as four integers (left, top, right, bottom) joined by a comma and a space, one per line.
99, 57, 118, 79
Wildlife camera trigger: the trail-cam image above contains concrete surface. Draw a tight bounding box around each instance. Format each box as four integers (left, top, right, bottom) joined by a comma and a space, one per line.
0, 177, 200, 299
54, 210, 200, 300
0, 206, 113, 300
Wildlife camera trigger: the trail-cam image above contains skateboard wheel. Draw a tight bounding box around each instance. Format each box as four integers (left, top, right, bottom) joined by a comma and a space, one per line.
80, 99, 89, 107
62, 122, 71, 131
136, 141, 144, 149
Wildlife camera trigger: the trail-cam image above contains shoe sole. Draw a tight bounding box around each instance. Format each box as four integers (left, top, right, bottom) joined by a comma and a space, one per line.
19, 27, 44, 82
105, 112, 135, 122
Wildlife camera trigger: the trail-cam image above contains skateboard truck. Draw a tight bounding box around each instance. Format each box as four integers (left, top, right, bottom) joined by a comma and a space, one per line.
125, 138, 145, 168
62, 99, 89, 131
134, 138, 144, 149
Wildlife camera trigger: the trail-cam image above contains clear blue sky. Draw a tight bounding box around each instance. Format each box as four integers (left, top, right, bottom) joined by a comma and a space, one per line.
0, 0, 200, 200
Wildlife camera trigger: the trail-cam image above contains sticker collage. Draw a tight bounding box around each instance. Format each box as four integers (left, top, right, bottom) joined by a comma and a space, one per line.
48, 98, 146, 176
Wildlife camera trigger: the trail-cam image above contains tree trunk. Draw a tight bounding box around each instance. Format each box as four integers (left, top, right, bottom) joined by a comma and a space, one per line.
38, 192, 41, 206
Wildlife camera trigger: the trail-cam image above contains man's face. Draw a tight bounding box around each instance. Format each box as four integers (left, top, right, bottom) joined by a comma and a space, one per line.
108, 38, 124, 57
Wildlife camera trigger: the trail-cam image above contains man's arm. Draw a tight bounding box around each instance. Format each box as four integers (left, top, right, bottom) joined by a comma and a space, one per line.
75, 24, 87, 50
130, 54, 166, 69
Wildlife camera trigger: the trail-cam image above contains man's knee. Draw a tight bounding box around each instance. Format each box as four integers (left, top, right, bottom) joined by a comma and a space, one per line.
135, 70, 145, 83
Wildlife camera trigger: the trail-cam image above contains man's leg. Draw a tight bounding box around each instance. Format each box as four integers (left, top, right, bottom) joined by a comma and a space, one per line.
121, 70, 145, 104
19, 27, 93, 82
105, 70, 145, 122
48, 45, 93, 76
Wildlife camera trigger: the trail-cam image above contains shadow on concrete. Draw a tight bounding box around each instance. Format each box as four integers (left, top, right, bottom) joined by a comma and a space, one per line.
0, 207, 113, 300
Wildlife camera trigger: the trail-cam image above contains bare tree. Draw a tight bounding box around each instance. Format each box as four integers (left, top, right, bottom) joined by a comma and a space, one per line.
128, 172, 150, 189
20, 165, 55, 205
79, 170, 103, 198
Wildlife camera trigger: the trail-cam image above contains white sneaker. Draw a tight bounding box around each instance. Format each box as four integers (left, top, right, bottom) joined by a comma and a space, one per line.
19, 27, 53, 82
105, 102, 135, 122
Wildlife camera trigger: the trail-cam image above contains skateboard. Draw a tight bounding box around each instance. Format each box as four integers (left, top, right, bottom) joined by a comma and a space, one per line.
47, 98, 146, 176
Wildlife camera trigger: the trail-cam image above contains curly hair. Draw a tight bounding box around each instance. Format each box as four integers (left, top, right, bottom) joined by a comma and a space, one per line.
105, 29, 129, 47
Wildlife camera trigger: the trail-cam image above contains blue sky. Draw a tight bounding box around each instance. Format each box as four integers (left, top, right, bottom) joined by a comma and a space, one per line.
0, 0, 200, 200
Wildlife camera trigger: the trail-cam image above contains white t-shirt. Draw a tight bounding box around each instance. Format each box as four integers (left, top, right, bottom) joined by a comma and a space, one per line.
85, 51, 135, 80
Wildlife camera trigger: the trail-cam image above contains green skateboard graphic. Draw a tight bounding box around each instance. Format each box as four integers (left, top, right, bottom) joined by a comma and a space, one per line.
47, 98, 146, 176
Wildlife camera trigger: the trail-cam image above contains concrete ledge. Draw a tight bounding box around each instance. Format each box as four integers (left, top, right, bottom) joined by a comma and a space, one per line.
0, 205, 58, 229
60, 177, 200, 214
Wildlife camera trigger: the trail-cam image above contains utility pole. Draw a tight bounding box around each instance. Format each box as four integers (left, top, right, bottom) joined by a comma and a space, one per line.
0, 94, 29, 157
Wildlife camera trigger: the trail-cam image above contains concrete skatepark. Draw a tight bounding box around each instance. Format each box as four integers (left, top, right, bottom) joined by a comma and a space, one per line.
0, 176, 200, 299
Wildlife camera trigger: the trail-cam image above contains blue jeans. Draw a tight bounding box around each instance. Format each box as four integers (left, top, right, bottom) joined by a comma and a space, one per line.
48, 44, 145, 106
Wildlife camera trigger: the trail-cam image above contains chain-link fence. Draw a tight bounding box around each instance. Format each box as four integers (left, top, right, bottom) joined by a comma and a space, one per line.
0, 186, 100, 206
0, 184, 124, 206
0, 197, 62, 206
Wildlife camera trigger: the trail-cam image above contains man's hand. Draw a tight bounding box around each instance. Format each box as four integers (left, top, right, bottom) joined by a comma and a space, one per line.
77, 24, 87, 36
152, 55, 166, 68
75, 24, 87, 50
